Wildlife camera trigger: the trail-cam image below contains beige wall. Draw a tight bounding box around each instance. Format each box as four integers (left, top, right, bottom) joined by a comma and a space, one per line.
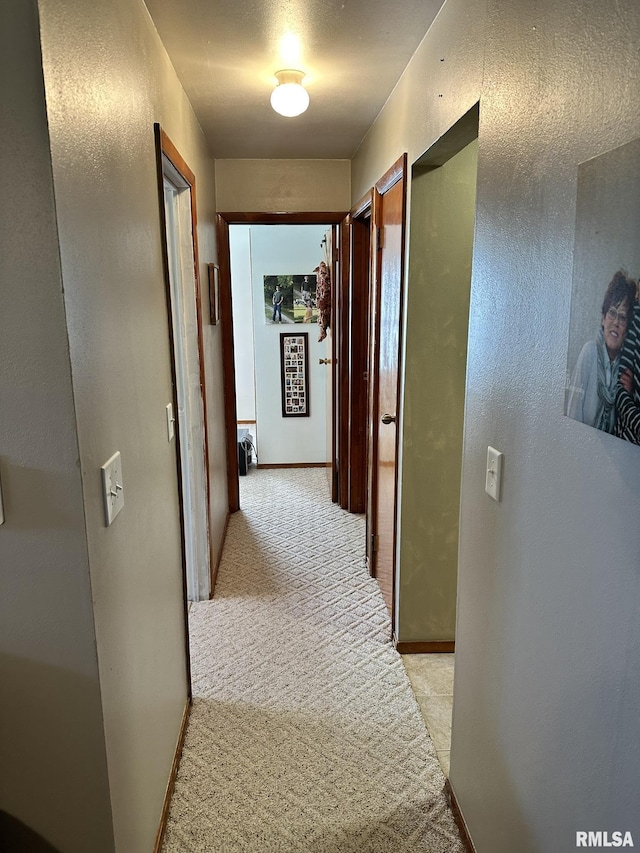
0, 2, 113, 850
215, 159, 351, 212
398, 139, 477, 642
353, 0, 640, 849
32, 0, 227, 849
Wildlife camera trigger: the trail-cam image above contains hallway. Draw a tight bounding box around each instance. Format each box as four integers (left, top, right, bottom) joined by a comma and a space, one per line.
162, 468, 463, 852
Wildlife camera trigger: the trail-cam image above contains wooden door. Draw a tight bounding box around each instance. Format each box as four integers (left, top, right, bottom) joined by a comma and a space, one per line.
368, 155, 407, 627
347, 197, 373, 514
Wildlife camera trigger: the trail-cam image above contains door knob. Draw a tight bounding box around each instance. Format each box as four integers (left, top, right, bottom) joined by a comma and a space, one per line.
381, 413, 396, 424
319, 358, 335, 365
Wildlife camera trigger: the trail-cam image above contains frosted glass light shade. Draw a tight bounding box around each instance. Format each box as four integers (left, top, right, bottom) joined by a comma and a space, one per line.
270, 69, 309, 117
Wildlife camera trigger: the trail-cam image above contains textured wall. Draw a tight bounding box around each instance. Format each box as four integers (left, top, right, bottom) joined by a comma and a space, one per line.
215, 159, 351, 212
0, 3, 114, 850
353, 0, 640, 849
36, 0, 225, 849
398, 140, 477, 642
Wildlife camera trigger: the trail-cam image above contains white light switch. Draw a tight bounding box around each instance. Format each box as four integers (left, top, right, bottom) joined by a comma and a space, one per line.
485, 446, 503, 501
101, 451, 124, 526
166, 403, 175, 441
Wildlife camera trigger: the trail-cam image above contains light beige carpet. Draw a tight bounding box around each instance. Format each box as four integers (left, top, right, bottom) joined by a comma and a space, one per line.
162, 468, 464, 853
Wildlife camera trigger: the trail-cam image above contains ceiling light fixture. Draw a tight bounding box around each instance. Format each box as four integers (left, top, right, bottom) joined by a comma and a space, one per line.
270, 69, 309, 117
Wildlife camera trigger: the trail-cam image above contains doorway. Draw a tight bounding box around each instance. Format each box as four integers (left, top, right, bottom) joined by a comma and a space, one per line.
216, 213, 347, 512
395, 104, 479, 650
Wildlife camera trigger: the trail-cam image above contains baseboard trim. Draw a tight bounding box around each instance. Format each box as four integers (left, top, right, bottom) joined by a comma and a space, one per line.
257, 462, 329, 469
210, 511, 230, 599
153, 698, 191, 853
394, 639, 455, 654
444, 779, 476, 853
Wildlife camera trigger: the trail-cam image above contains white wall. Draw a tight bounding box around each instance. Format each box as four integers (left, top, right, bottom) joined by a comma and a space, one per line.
242, 225, 329, 465
352, 0, 640, 850
230, 226, 257, 423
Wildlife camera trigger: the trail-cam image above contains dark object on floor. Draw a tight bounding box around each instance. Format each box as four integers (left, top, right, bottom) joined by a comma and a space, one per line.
237, 428, 254, 476
0, 811, 61, 852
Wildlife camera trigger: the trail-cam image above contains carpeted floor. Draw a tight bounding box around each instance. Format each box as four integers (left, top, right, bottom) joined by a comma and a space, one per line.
162, 467, 464, 853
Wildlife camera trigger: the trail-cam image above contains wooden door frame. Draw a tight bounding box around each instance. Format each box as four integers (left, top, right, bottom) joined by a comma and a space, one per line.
216, 212, 348, 513
365, 154, 408, 633
346, 190, 374, 514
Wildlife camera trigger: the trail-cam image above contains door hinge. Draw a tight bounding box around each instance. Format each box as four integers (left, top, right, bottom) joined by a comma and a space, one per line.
370, 533, 378, 553
332, 247, 339, 264
376, 226, 385, 250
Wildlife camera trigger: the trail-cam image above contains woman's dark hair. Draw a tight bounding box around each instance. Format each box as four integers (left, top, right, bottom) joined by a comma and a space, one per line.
601, 269, 636, 316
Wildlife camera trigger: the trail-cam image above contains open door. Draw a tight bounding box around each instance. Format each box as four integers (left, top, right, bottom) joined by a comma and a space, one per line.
155, 126, 212, 607
346, 193, 374, 514
366, 155, 408, 630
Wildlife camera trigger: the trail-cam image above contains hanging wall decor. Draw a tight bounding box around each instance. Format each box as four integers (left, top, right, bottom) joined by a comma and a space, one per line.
207, 263, 220, 325
263, 274, 317, 324
280, 332, 310, 417
564, 136, 640, 445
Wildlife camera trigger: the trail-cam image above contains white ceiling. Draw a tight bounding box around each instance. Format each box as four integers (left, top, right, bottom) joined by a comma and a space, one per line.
144, 0, 446, 159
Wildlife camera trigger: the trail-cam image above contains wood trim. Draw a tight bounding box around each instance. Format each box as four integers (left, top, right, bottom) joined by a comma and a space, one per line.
216, 215, 241, 512
444, 779, 477, 853
217, 211, 347, 224
385, 153, 409, 635
375, 154, 406, 195
394, 640, 455, 654
351, 188, 374, 220
347, 202, 373, 514
209, 511, 230, 599
153, 698, 192, 853
365, 186, 382, 575
257, 462, 329, 469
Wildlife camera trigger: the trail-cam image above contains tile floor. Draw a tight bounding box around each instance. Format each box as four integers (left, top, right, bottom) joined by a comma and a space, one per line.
401, 653, 454, 777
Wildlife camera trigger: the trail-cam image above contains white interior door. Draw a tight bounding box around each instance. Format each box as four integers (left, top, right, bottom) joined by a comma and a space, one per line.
163, 171, 210, 601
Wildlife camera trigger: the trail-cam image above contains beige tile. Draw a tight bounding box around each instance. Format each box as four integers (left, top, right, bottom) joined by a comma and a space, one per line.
402, 654, 455, 697
436, 750, 450, 777
416, 694, 453, 751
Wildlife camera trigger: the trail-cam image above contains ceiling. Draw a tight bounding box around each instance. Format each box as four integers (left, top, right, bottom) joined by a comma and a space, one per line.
144, 0, 446, 160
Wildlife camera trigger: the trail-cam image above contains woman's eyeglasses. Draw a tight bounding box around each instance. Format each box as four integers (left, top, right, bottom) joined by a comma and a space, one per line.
607, 307, 628, 326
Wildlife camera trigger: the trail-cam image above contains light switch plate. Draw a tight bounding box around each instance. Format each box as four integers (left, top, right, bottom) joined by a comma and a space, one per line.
101, 451, 124, 526
485, 446, 503, 501
166, 403, 175, 441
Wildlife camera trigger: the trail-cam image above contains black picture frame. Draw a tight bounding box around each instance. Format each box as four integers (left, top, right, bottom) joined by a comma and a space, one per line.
280, 332, 310, 417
